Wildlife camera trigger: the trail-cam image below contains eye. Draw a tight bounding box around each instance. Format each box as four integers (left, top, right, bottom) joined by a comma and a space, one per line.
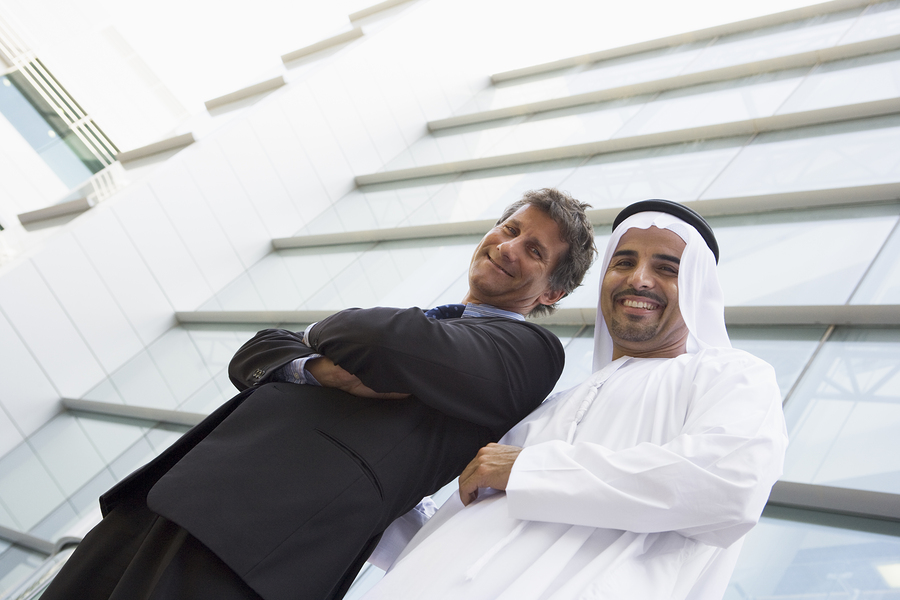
504, 225, 518, 235
659, 264, 678, 275
530, 246, 542, 259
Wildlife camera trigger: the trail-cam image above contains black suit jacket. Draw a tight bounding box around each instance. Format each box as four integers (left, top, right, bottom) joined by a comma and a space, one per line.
103, 307, 564, 600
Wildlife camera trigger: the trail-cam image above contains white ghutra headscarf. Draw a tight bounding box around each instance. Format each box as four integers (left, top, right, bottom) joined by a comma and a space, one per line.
592, 208, 731, 372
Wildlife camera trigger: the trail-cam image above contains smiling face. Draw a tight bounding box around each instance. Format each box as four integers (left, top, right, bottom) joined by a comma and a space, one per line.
463, 205, 569, 315
600, 226, 689, 360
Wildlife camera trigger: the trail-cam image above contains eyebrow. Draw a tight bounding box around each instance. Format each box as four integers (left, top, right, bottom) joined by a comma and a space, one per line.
612, 249, 681, 264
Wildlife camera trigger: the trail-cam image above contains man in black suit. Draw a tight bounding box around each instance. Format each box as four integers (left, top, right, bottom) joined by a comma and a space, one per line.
42, 188, 597, 600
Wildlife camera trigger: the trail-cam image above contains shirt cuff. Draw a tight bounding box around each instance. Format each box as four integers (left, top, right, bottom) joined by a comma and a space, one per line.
272, 355, 323, 385
302, 322, 317, 347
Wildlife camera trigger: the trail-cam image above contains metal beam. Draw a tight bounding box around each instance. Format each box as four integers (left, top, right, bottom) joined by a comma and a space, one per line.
273, 219, 495, 249
491, 0, 880, 83
273, 183, 900, 250
175, 306, 900, 327
116, 132, 195, 163
62, 398, 206, 427
724, 305, 900, 326
204, 76, 285, 111
281, 27, 364, 63
0, 525, 55, 555
434, 34, 900, 131
356, 98, 900, 185
349, 0, 416, 22
176, 310, 330, 325
768, 480, 900, 522
17, 197, 91, 225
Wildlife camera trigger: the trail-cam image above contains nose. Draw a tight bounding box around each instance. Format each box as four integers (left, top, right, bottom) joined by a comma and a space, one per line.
626, 261, 653, 289
496, 238, 521, 262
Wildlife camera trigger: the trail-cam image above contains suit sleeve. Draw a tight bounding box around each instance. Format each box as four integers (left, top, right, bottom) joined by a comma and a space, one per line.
307, 307, 564, 436
228, 328, 318, 391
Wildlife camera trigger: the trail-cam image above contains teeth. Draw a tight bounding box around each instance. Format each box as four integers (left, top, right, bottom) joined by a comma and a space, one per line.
623, 299, 656, 310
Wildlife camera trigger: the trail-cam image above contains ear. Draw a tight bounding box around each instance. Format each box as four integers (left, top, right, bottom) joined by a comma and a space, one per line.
538, 288, 566, 307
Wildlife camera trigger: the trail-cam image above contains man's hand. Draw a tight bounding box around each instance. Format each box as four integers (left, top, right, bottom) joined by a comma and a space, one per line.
458, 443, 523, 506
307, 356, 410, 400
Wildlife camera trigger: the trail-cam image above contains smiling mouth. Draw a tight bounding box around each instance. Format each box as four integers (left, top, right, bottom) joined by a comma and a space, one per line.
614, 288, 665, 311
622, 299, 658, 310
488, 254, 513, 277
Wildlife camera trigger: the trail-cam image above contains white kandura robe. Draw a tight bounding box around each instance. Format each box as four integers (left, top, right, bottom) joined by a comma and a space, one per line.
363, 348, 788, 600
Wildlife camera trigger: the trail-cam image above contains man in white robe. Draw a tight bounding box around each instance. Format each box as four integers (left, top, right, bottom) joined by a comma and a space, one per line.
361, 199, 788, 600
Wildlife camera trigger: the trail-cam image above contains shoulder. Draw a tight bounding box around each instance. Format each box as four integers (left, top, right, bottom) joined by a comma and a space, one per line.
675, 346, 780, 399
688, 346, 775, 374
461, 316, 563, 345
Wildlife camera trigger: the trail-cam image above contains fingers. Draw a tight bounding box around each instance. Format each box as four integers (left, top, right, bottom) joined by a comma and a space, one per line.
457, 443, 523, 506
459, 483, 479, 506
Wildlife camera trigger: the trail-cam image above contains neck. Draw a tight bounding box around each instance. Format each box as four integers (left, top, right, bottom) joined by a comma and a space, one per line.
611, 340, 687, 361
460, 293, 531, 316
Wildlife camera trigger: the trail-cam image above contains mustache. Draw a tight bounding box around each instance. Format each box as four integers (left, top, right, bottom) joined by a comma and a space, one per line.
613, 288, 666, 307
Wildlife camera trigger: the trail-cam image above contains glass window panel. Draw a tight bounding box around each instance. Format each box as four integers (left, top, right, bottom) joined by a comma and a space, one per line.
778, 52, 900, 115
74, 413, 147, 465
399, 159, 583, 227
0, 73, 99, 189
107, 436, 158, 481
196, 271, 263, 311
179, 369, 237, 414
713, 208, 897, 306
726, 509, 900, 599
381, 116, 526, 172
561, 139, 746, 208
245, 252, 307, 311
293, 203, 352, 236
567, 44, 707, 96
183, 326, 247, 376
613, 71, 805, 139
851, 219, 900, 305
552, 325, 595, 393
0, 544, 46, 598
373, 244, 470, 310
728, 326, 826, 398
146, 328, 214, 405
37, 135, 95, 189
109, 350, 179, 409
322, 238, 472, 310
28, 499, 78, 542
453, 43, 707, 117
80, 377, 124, 404
840, 0, 900, 44
145, 424, 190, 454
782, 327, 900, 494
701, 114, 900, 199
207, 244, 371, 312
42, 467, 114, 539
482, 98, 646, 158
26, 413, 106, 497
460, 67, 584, 114
685, 10, 859, 75
0, 444, 65, 531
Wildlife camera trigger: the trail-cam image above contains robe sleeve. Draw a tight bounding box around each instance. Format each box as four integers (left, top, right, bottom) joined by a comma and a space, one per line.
307, 307, 564, 437
506, 351, 788, 548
